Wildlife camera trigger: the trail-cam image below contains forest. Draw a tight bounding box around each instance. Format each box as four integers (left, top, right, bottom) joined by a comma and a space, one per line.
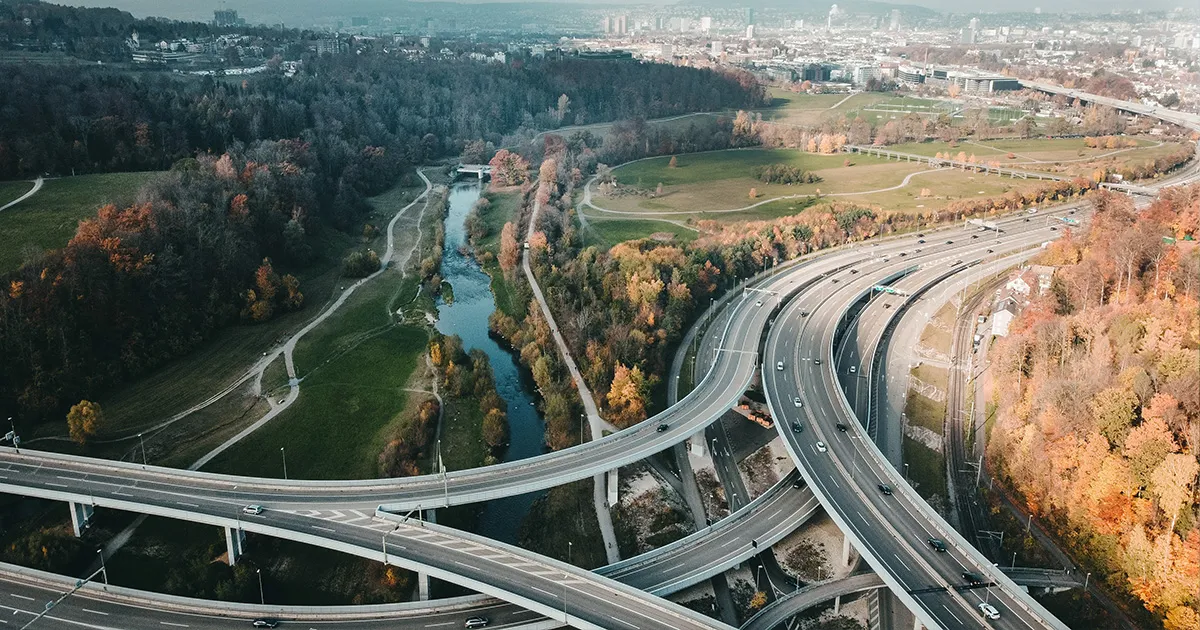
988, 186, 1199, 630
0, 54, 764, 426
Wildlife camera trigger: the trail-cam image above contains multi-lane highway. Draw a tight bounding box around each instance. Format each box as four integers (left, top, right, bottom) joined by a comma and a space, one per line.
0, 83, 1195, 630
764, 214, 1079, 630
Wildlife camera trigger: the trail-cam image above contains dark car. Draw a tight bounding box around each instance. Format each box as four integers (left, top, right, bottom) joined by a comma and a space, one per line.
1024, 218, 1031, 222
799, 310, 810, 317
656, 423, 669, 433
986, 249, 994, 253
1069, 209, 1076, 214
791, 421, 803, 434
971, 234, 979, 239
831, 278, 839, 283
793, 478, 806, 489
836, 423, 848, 432
917, 239, 926, 244
1050, 226, 1058, 231
928, 538, 948, 552
878, 484, 893, 495
899, 252, 907, 257
962, 572, 985, 585
465, 618, 490, 629
850, 269, 859, 274
945, 240, 954, 244
252, 620, 279, 629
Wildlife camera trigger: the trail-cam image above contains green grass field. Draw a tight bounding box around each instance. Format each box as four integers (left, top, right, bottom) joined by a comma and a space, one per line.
206, 323, 427, 479
903, 436, 947, 502
583, 219, 698, 247
0, 172, 161, 273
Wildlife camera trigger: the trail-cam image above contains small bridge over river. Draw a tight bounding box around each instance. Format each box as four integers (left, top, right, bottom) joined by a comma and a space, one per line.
455, 164, 492, 180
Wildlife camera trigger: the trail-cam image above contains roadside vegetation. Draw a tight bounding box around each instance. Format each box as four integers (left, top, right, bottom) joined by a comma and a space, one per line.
988, 188, 1199, 630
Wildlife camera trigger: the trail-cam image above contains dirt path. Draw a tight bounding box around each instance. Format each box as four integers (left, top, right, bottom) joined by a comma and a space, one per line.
191, 170, 433, 470
0, 177, 43, 212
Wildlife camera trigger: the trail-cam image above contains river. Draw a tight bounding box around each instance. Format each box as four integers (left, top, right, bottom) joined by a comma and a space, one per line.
436, 180, 546, 544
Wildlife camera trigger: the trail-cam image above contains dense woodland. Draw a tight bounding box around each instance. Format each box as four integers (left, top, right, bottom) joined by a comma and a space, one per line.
0, 54, 764, 426
989, 187, 1199, 630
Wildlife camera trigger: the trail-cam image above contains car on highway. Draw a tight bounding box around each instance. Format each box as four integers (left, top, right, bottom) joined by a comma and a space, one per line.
242, 505, 265, 516
836, 423, 848, 432
877, 484, 893, 495
793, 478, 806, 489
917, 233, 924, 237
656, 423, 669, 433
945, 240, 954, 244
962, 571, 985, 585
927, 537, 947, 552
815, 441, 827, 453
849, 366, 857, 374
831, 278, 840, 283
978, 603, 1000, 620
914, 248, 922, 253
799, 310, 809, 317
1049, 226, 1058, 231
898, 252, 907, 257
1028, 207, 1038, 214
793, 396, 803, 407
791, 421, 803, 433
251, 620, 279, 628
971, 234, 979, 239
986, 249, 994, 253
465, 617, 491, 628
776, 361, 785, 371
917, 239, 926, 244
755, 300, 763, 307
850, 269, 859, 274
814, 358, 822, 365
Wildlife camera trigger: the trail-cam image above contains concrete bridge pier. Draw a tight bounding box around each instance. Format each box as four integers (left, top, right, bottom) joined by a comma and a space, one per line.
842, 532, 854, 566
225, 526, 247, 566
607, 469, 619, 507
833, 594, 841, 615
69, 501, 94, 537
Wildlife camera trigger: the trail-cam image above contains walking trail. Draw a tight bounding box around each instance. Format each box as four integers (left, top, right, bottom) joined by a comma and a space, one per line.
524, 195, 622, 564
0, 177, 44, 212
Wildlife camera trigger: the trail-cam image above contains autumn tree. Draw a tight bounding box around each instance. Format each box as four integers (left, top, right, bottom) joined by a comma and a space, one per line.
66, 400, 103, 445
498, 222, 520, 273
488, 149, 530, 187
606, 364, 650, 428
668, 155, 678, 168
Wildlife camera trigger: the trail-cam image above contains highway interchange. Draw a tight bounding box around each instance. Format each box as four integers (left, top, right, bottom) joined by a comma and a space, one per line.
0, 83, 1196, 629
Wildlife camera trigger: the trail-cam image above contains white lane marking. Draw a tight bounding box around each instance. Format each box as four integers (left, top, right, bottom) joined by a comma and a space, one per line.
942, 605, 963, 625
311, 525, 336, 533
45, 482, 68, 488
80, 609, 108, 616
8, 595, 32, 601
893, 554, 911, 571
160, 623, 190, 628
829, 476, 840, 489
608, 614, 639, 629
176, 502, 199, 508
423, 623, 455, 628
857, 510, 869, 525
720, 539, 739, 548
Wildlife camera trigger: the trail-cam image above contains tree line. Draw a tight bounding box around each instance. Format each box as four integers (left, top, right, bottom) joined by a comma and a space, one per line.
0, 54, 764, 427
989, 187, 1199, 630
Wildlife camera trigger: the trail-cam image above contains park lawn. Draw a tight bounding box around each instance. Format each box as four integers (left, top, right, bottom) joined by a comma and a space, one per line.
902, 436, 947, 502
583, 218, 698, 247
0, 180, 34, 206
833, 169, 1043, 214
478, 189, 522, 252
0, 172, 161, 273
205, 323, 428, 480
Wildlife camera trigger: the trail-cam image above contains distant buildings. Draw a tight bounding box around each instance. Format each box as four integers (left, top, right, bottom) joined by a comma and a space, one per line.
213, 9, 245, 27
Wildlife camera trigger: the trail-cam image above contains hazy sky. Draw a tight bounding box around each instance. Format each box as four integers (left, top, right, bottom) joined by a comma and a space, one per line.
64, 0, 1193, 24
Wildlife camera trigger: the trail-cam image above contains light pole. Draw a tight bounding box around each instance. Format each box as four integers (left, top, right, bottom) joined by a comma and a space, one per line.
1011, 551, 1017, 569
137, 433, 147, 466
7, 416, 17, 453
280, 447, 287, 480
383, 525, 400, 565
256, 568, 265, 605
903, 463, 910, 482
1084, 572, 1091, 590
97, 548, 108, 586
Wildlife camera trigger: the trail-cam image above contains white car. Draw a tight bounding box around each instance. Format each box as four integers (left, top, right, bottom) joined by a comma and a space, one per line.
849, 366, 857, 374
815, 441, 827, 453
755, 300, 763, 307
978, 603, 1000, 620
776, 361, 785, 371
792, 396, 802, 407
242, 505, 265, 516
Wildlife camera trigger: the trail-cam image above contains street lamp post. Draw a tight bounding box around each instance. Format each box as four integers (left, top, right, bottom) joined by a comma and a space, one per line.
97, 549, 108, 587
137, 433, 147, 467
1084, 572, 1091, 590
903, 463, 910, 482
256, 568, 265, 605
280, 447, 287, 480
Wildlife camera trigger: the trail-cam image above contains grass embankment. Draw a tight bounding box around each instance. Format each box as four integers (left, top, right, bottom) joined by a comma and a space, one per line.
901, 302, 956, 502
584, 219, 698, 248
0, 172, 161, 273
474, 190, 528, 320
519, 480, 608, 570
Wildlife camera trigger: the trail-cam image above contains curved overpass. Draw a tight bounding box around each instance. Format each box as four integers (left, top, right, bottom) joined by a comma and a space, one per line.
764, 215, 1075, 629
